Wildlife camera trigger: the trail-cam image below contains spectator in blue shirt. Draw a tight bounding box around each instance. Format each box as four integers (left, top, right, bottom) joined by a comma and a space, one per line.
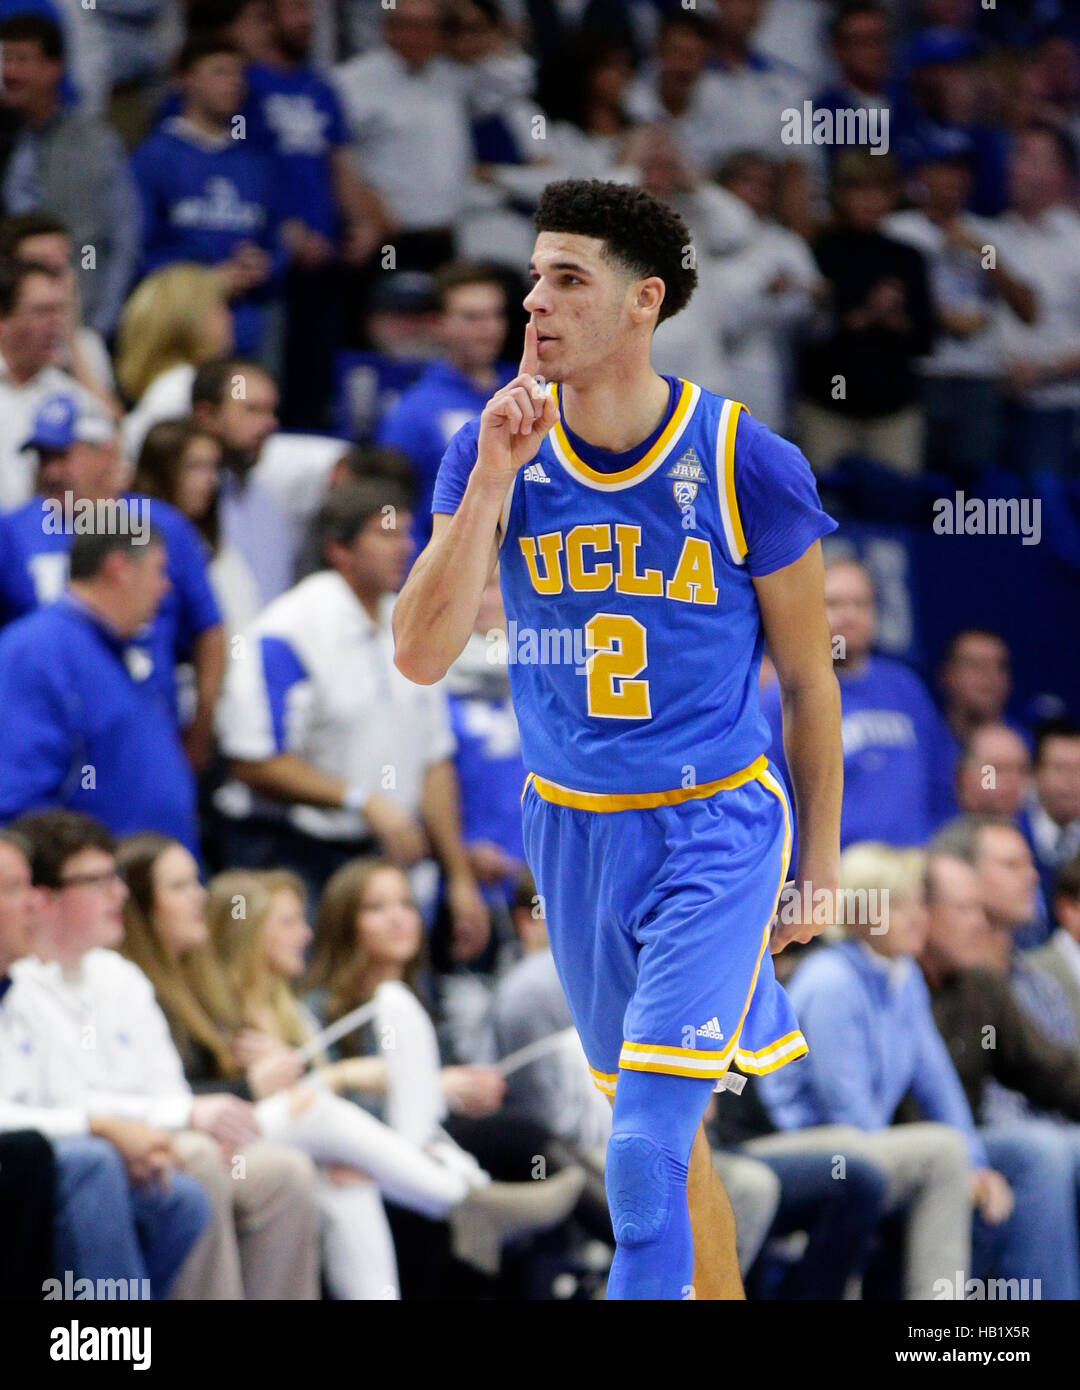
0, 394, 225, 768
759, 841, 1013, 1299
762, 555, 955, 849
227, 0, 393, 428
377, 262, 515, 551
0, 528, 200, 851
131, 33, 286, 357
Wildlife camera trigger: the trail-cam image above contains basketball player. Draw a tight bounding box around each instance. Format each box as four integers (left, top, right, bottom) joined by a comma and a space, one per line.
394, 180, 842, 1300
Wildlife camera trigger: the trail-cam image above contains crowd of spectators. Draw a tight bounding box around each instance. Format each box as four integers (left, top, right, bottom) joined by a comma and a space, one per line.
0, 0, 1079, 1300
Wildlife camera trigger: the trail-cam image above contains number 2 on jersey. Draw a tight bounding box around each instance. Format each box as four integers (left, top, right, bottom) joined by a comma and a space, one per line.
584, 612, 652, 719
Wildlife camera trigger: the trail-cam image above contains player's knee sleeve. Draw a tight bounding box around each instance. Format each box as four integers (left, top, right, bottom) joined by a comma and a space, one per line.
605, 1132, 683, 1246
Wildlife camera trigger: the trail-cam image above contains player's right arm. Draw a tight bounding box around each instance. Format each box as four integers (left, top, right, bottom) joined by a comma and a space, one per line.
393, 322, 557, 685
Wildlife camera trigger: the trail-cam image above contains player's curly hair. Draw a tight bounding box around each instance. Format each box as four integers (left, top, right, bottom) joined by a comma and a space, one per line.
534, 179, 698, 324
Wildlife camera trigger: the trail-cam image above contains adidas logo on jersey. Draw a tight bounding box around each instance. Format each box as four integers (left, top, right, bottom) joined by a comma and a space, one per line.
696, 1016, 724, 1041
523, 461, 551, 483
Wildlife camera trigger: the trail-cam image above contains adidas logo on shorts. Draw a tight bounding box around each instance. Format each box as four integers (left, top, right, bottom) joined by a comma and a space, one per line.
523, 461, 551, 483
696, 1016, 724, 1041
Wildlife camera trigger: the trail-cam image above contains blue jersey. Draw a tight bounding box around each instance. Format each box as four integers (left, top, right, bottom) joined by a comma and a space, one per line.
0, 598, 199, 852
762, 652, 952, 849
0, 494, 221, 726
432, 377, 835, 796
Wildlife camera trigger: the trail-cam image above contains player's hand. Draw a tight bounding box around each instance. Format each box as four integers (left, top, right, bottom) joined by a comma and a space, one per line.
476, 321, 559, 485
970, 1168, 1014, 1226
769, 866, 837, 955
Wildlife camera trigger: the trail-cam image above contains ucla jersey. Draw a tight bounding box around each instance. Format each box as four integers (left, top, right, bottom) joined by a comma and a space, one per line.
432, 376, 835, 798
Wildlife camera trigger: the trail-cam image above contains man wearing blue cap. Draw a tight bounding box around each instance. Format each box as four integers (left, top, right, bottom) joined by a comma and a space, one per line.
0, 394, 225, 769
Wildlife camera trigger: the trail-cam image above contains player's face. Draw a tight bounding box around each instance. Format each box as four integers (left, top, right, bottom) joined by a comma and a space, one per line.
523, 233, 632, 384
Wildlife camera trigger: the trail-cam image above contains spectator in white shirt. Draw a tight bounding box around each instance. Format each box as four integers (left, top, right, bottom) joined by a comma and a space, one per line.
715, 150, 823, 432
991, 124, 1080, 477
884, 138, 1036, 481
0, 259, 99, 510
333, 0, 471, 270
216, 480, 489, 956
9, 808, 322, 1300
0, 826, 211, 1299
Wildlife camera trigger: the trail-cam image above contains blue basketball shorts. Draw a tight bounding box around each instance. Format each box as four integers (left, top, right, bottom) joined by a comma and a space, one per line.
521, 754, 808, 1099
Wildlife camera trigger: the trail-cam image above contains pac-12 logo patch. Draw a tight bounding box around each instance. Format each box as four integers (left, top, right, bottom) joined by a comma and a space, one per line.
667, 446, 705, 507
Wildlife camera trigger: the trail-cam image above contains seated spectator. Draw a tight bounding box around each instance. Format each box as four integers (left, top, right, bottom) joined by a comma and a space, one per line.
884, 137, 1035, 482
132, 34, 285, 357
0, 400, 224, 764
215, 481, 487, 949
376, 261, 514, 552
332, 0, 470, 272
8, 809, 320, 1300
0, 211, 121, 411
0, 13, 139, 337
132, 416, 260, 638
1018, 720, 1080, 920
921, 849, 1080, 1299
796, 151, 934, 475
0, 530, 201, 851
955, 723, 1033, 820
938, 627, 1014, 748
191, 356, 291, 607
757, 842, 1012, 1300
762, 555, 955, 849
116, 264, 234, 463
293, 443, 418, 582
990, 125, 1080, 478
0, 258, 101, 510
1029, 854, 1080, 1038
0, 826, 210, 1300
932, 813, 1068, 1012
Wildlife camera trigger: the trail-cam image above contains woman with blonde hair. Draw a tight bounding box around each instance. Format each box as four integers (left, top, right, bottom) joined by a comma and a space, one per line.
117, 264, 234, 460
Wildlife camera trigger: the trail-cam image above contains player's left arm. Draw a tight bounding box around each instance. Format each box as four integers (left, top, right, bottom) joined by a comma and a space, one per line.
752, 541, 842, 954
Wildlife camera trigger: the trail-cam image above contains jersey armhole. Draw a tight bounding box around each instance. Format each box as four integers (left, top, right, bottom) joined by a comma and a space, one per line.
496, 474, 516, 549
714, 399, 749, 567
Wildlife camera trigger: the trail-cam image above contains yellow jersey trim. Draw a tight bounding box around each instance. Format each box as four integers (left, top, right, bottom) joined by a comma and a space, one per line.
718, 399, 748, 562
550, 379, 698, 489
521, 754, 768, 812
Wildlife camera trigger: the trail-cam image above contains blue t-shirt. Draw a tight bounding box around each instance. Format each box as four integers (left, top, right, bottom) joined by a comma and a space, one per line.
762, 652, 952, 850
131, 119, 286, 354
0, 598, 199, 851
0, 494, 221, 726
376, 359, 515, 551
449, 689, 526, 901
244, 62, 349, 237
432, 378, 836, 795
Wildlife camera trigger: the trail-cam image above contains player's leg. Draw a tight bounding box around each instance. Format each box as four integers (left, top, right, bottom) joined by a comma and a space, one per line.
605, 1067, 715, 1300
687, 1124, 745, 1300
